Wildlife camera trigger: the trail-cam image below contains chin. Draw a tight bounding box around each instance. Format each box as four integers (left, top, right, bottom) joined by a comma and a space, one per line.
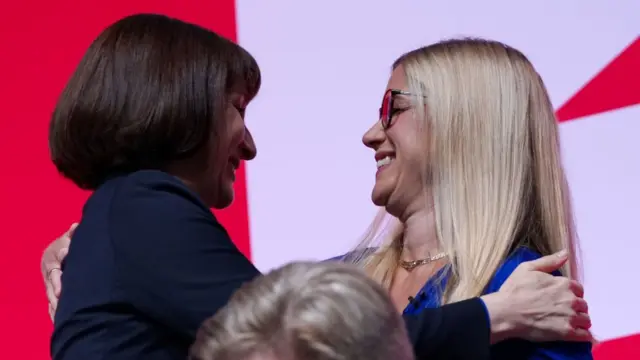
205, 184, 235, 209
214, 189, 235, 209
371, 189, 390, 207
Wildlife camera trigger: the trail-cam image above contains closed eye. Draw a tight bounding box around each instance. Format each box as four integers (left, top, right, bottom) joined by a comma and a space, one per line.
390, 107, 409, 117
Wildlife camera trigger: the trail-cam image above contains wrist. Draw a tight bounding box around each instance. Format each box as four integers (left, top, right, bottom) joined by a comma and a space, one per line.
480, 292, 521, 344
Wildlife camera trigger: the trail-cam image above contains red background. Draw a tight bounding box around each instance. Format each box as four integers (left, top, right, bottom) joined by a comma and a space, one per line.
0, 1, 250, 358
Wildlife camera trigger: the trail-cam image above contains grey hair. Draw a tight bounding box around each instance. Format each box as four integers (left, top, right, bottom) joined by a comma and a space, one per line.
189, 261, 414, 360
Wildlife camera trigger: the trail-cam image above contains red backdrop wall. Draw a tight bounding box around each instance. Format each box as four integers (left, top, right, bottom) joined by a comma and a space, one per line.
0, 1, 248, 358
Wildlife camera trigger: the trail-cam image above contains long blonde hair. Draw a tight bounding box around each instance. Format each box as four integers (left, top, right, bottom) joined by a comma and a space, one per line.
350, 38, 580, 304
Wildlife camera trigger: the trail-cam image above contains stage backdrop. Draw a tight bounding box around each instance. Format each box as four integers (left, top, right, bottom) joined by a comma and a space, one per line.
0, 0, 638, 359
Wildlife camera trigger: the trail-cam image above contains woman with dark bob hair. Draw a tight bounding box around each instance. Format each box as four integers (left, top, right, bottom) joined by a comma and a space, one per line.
50, 13, 260, 360
47, 13, 591, 360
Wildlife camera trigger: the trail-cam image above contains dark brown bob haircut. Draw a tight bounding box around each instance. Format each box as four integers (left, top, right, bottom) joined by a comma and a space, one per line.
49, 13, 261, 190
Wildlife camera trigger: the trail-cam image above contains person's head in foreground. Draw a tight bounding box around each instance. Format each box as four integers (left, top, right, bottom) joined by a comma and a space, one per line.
356, 37, 580, 302
189, 261, 414, 360
49, 13, 261, 209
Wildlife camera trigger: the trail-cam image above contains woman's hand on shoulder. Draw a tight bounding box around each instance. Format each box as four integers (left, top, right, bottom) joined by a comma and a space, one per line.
41, 223, 76, 321
481, 250, 592, 344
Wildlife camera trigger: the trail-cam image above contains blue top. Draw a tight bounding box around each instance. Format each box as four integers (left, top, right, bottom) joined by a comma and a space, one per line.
402, 247, 593, 359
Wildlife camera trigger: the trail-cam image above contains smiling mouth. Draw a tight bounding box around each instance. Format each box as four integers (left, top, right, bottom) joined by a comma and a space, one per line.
376, 156, 394, 169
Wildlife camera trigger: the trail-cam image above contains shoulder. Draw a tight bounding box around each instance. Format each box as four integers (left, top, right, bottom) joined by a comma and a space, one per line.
496, 247, 542, 276
485, 247, 558, 294
106, 170, 240, 270
107, 170, 229, 250
111, 170, 207, 206
109, 170, 213, 220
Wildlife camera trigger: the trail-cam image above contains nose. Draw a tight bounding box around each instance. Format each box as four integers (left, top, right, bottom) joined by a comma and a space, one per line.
239, 126, 257, 160
362, 121, 385, 150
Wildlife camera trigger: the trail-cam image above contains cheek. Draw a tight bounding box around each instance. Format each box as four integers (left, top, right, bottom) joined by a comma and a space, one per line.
230, 125, 245, 149
204, 112, 244, 174
390, 128, 429, 184
224, 112, 246, 148
389, 120, 423, 164
401, 142, 427, 180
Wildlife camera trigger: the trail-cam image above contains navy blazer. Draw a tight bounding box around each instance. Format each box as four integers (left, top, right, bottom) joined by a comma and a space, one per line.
52, 170, 491, 360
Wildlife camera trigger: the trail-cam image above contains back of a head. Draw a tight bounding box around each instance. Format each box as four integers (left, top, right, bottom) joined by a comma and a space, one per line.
49, 13, 260, 190
189, 261, 413, 360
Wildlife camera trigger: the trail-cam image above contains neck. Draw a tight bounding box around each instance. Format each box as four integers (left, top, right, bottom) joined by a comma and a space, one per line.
398, 204, 441, 262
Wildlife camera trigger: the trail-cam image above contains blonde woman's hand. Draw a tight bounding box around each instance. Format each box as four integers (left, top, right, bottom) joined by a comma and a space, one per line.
41, 223, 76, 321
481, 250, 592, 344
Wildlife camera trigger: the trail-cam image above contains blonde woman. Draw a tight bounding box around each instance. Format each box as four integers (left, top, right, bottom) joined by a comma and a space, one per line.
351, 38, 592, 359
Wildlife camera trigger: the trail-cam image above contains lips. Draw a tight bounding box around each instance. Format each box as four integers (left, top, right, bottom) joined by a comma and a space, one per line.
375, 151, 395, 170
375, 151, 395, 162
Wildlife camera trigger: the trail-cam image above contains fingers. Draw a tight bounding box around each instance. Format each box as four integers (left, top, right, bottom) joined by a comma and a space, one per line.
42, 223, 77, 323
46, 262, 64, 323
565, 328, 594, 343
57, 223, 77, 251
569, 280, 585, 299
49, 303, 55, 322
46, 286, 57, 322
56, 247, 69, 267
571, 312, 592, 330
41, 224, 75, 272
524, 250, 568, 273
53, 224, 74, 264
41, 224, 74, 281
50, 249, 68, 298
572, 297, 588, 313
50, 265, 64, 298
67, 222, 78, 238
46, 268, 62, 312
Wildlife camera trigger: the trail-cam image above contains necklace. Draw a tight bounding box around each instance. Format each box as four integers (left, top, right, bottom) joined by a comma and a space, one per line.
399, 252, 447, 272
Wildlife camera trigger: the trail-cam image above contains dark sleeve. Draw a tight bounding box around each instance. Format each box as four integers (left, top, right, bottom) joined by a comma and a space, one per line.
109, 173, 261, 340
403, 298, 491, 360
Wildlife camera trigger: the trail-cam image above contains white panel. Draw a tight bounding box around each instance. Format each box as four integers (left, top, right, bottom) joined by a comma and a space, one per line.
236, 0, 640, 340
561, 105, 640, 340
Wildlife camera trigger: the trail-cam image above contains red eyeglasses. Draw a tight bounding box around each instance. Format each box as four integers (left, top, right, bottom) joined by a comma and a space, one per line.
378, 89, 414, 129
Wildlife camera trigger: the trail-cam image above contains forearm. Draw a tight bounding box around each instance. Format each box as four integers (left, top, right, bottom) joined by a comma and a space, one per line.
480, 292, 520, 344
